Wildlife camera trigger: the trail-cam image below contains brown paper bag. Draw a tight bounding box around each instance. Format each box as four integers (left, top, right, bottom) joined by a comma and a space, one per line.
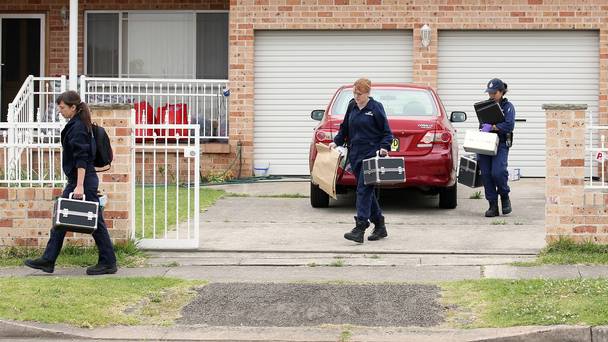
311, 143, 341, 199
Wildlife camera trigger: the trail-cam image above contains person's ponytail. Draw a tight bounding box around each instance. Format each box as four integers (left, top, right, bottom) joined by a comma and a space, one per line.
77, 102, 93, 132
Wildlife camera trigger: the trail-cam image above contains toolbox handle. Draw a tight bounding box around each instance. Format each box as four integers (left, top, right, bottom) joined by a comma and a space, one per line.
376, 149, 388, 158
68, 192, 86, 201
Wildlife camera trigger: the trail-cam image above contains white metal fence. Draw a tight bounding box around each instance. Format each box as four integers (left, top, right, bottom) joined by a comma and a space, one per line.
80, 76, 229, 140
0, 121, 66, 187
131, 121, 201, 249
3, 76, 66, 186
587, 125, 608, 190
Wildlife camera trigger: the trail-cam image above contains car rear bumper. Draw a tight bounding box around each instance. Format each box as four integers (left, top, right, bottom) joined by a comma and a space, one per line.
337, 147, 456, 188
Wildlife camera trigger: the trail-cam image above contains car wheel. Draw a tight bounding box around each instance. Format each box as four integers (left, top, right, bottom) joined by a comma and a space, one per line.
310, 182, 330, 208
439, 183, 457, 209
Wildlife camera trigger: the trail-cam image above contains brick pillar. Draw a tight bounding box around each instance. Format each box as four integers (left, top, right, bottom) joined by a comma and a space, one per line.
412, 23, 438, 88
90, 104, 132, 244
544, 103, 608, 244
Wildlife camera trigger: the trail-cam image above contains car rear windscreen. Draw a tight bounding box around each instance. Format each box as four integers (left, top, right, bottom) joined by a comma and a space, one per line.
331, 88, 438, 117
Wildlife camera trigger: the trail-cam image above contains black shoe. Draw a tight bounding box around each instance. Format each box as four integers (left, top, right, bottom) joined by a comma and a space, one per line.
368, 216, 388, 241
485, 201, 499, 217
344, 217, 370, 243
86, 263, 118, 276
24, 257, 54, 273
501, 195, 512, 215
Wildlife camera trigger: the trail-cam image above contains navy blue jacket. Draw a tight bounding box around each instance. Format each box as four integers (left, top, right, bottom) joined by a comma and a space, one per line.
333, 97, 393, 153
495, 98, 516, 142
61, 114, 96, 179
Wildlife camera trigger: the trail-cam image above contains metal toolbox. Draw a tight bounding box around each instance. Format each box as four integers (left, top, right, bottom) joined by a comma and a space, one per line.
52, 194, 99, 234
463, 130, 499, 156
363, 152, 406, 186
458, 154, 483, 188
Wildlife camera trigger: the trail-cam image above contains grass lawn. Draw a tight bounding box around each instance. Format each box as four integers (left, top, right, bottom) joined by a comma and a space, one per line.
134, 186, 225, 239
514, 238, 608, 266
442, 278, 608, 328
0, 241, 146, 268
0, 277, 204, 327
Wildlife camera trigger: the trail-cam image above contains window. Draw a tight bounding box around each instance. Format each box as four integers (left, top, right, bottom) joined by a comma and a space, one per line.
86, 13, 119, 77
332, 88, 439, 117
197, 13, 229, 79
86, 11, 229, 79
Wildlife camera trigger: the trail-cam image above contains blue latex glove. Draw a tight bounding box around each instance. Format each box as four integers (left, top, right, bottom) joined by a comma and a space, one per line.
481, 123, 493, 132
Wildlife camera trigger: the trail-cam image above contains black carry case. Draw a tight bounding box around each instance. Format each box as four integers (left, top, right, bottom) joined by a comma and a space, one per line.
474, 99, 505, 124
363, 151, 406, 186
458, 154, 483, 188
53, 193, 99, 234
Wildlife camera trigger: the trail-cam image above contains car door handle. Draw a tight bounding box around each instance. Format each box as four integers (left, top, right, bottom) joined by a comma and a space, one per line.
515, 119, 526, 122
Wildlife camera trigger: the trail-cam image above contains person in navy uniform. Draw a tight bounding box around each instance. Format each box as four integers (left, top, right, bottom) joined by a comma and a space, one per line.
25, 91, 117, 275
329, 78, 393, 243
478, 78, 515, 217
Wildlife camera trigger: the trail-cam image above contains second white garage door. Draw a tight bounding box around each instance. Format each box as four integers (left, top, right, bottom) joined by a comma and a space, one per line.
438, 30, 599, 177
254, 30, 413, 175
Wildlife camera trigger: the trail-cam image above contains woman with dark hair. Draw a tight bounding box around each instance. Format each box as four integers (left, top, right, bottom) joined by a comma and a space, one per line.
25, 90, 117, 275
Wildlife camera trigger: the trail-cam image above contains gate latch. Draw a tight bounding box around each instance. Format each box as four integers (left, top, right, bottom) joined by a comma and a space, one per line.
184, 147, 198, 158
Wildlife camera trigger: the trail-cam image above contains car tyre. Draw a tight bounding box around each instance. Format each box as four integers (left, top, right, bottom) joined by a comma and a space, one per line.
310, 182, 330, 208
439, 183, 457, 209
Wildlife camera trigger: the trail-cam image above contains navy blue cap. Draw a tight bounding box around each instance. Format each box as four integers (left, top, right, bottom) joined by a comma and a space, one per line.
485, 78, 506, 93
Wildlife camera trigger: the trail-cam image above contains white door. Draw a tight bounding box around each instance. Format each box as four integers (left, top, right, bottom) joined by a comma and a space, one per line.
254, 30, 413, 175
438, 31, 599, 177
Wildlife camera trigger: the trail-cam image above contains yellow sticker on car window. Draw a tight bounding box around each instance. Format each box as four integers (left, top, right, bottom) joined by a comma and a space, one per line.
391, 138, 400, 152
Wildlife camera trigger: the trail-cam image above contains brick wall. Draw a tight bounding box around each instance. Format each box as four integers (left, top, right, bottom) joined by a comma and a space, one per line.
0, 104, 132, 247
0, 187, 63, 246
544, 104, 608, 244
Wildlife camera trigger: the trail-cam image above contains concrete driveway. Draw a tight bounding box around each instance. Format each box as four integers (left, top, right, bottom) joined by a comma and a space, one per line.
201, 178, 545, 254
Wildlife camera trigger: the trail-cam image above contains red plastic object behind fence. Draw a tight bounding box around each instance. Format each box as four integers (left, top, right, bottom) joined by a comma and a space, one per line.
133, 101, 154, 141
155, 104, 190, 141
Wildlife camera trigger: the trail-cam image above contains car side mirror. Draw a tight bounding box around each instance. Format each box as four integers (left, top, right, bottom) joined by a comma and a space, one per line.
450, 111, 467, 123
311, 110, 325, 121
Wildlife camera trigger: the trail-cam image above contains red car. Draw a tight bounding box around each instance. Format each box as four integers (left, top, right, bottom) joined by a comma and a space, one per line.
309, 83, 467, 209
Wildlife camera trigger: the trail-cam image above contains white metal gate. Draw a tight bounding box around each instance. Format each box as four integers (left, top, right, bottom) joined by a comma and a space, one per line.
131, 119, 201, 249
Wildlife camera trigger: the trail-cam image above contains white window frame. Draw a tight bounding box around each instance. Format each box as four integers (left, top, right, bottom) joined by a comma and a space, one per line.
84, 10, 229, 79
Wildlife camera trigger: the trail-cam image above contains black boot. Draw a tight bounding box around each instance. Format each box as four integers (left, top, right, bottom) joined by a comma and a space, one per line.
86, 263, 118, 276
501, 195, 512, 215
485, 201, 499, 217
24, 257, 54, 273
368, 216, 388, 241
344, 217, 370, 243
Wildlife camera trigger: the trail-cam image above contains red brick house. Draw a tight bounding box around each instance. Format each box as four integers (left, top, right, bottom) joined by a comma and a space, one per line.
0, 0, 606, 178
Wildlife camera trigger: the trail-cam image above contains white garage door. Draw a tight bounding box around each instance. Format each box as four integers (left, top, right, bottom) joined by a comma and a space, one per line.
254, 30, 413, 175
438, 31, 599, 177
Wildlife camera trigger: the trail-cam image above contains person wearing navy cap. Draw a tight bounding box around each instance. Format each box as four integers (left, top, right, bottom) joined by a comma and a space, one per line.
478, 78, 515, 217
329, 78, 394, 243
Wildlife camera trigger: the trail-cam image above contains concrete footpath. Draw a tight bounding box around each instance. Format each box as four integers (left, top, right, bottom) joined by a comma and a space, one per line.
3, 262, 608, 282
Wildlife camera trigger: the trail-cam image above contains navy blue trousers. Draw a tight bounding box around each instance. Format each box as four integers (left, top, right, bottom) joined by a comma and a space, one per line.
477, 143, 510, 202
350, 148, 383, 223
43, 175, 116, 266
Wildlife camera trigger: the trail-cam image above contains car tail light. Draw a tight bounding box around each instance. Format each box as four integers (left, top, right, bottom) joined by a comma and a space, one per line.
315, 130, 334, 143
417, 131, 451, 147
